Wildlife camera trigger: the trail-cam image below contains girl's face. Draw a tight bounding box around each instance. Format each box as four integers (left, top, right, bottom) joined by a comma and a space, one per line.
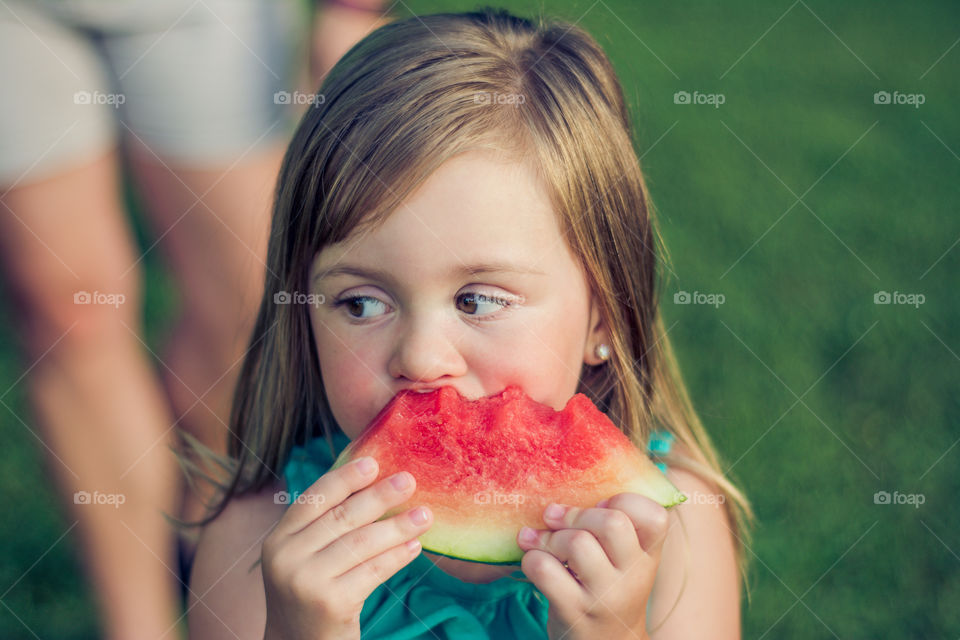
309, 149, 608, 440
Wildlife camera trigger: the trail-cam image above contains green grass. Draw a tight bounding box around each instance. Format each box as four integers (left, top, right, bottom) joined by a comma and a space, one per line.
1, 0, 958, 637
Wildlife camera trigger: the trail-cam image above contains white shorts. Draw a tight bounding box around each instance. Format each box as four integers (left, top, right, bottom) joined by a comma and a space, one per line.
0, 0, 304, 186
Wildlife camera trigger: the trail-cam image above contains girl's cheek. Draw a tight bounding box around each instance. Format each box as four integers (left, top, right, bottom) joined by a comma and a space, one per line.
316, 341, 382, 439
478, 322, 582, 408
467, 346, 574, 411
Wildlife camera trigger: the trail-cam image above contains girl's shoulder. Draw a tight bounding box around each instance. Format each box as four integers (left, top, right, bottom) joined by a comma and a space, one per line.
648, 459, 741, 637
187, 480, 287, 639
199, 479, 289, 539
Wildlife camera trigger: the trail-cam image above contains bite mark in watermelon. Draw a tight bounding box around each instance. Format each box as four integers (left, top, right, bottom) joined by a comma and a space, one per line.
331, 385, 686, 565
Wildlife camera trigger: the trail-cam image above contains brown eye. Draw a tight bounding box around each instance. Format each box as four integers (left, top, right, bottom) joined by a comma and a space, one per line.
335, 296, 388, 319
457, 292, 478, 314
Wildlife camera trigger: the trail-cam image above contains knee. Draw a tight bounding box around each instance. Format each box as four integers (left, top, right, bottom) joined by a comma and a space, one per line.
11, 262, 145, 353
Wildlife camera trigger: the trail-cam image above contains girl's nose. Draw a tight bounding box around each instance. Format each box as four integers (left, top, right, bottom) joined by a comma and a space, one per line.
387, 316, 468, 383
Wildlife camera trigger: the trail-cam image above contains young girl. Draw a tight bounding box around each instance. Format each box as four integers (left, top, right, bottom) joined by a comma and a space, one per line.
183, 8, 751, 639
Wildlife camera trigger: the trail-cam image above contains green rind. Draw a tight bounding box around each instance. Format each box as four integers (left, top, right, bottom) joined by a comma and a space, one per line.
419, 547, 523, 566
330, 447, 352, 472
623, 468, 689, 509
411, 478, 687, 565
416, 485, 680, 565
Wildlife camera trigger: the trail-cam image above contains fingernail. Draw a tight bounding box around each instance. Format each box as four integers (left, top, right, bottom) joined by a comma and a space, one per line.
356, 457, 376, 474
391, 472, 411, 491
544, 503, 566, 520
406, 538, 422, 554
597, 498, 610, 508
519, 527, 537, 545
409, 506, 428, 525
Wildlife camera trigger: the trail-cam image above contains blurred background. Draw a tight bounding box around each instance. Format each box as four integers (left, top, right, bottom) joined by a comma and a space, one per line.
1, 0, 957, 638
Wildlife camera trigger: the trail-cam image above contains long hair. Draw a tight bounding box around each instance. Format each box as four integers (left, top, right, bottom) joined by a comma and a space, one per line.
175, 7, 753, 583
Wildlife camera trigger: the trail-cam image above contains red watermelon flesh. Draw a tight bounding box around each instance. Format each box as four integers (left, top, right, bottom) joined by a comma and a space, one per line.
330, 385, 686, 565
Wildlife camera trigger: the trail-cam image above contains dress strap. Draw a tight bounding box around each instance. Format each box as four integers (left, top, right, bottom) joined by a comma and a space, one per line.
647, 429, 674, 474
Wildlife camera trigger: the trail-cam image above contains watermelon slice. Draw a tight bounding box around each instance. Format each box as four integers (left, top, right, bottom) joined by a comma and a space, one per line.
330, 385, 686, 565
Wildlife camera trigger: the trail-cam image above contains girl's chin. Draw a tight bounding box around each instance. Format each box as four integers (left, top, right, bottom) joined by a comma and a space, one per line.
421, 550, 519, 584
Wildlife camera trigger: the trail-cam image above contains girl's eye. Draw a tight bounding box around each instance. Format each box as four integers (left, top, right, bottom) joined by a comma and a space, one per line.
334, 292, 512, 321
456, 291, 512, 316
336, 296, 389, 319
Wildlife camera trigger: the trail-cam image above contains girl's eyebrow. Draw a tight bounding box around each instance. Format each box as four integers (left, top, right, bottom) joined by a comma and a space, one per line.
313, 261, 546, 284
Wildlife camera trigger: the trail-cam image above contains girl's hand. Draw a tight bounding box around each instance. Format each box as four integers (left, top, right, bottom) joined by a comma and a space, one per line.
260, 457, 433, 640
516, 493, 670, 640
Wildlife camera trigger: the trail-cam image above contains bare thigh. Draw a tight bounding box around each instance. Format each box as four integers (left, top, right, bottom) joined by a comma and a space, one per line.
0, 149, 143, 349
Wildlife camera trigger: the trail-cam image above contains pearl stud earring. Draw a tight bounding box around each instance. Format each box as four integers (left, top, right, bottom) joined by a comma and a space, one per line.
595, 343, 611, 361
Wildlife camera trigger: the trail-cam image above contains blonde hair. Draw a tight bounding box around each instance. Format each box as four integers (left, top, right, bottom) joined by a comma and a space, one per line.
176, 7, 753, 586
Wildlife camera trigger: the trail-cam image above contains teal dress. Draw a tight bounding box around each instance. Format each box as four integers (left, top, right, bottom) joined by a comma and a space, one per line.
283, 427, 675, 639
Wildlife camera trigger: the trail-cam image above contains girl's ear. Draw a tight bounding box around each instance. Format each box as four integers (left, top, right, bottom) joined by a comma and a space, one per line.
583, 296, 610, 366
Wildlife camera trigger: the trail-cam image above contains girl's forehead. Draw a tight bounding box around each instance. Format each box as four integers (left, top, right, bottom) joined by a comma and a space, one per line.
314, 151, 566, 276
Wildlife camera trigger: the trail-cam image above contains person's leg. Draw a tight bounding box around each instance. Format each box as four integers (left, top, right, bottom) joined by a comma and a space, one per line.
126, 142, 282, 531
0, 151, 183, 640
0, 4, 185, 637
105, 0, 301, 541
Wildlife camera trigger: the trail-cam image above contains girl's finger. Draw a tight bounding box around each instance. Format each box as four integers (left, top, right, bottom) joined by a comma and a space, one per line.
518, 527, 610, 588
520, 548, 583, 618
275, 456, 381, 536
540, 503, 639, 570
600, 493, 671, 554
300, 470, 418, 550
320, 505, 432, 577
334, 535, 425, 602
